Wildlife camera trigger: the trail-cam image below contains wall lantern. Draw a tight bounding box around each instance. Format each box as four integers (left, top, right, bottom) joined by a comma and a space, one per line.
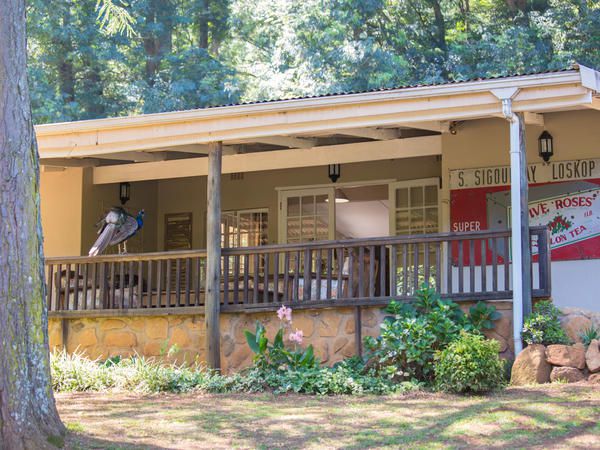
538, 131, 554, 163
119, 182, 131, 205
328, 164, 341, 183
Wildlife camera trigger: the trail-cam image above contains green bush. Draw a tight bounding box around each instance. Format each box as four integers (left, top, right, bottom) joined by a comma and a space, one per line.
522, 300, 570, 345
434, 331, 506, 393
363, 285, 501, 383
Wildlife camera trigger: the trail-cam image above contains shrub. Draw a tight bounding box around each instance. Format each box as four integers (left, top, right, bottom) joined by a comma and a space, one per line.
579, 325, 599, 346
363, 285, 501, 383
434, 331, 506, 393
522, 300, 570, 345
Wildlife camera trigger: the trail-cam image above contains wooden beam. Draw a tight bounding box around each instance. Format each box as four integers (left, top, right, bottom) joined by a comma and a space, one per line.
400, 121, 443, 132
93, 151, 167, 162
585, 97, 600, 111
41, 158, 100, 167
146, 144, 238, 155
205, 142, 222, 370
335, 127, 400, 140
523, 112, 544, 126
247, 136, 316, 148
93, 135, 441, 184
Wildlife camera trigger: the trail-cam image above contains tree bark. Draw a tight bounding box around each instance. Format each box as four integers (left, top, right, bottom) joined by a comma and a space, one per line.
0, 0, 65, 448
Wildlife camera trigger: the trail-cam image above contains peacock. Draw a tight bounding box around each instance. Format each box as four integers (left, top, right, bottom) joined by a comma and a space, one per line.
89, 207, 144, 256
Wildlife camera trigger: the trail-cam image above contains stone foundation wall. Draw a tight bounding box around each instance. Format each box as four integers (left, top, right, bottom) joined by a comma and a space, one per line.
560, 307, 600, 343
49, 300, 515, 372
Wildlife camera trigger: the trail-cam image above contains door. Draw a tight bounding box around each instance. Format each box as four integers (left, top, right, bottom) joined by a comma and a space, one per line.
388, 178, 440, 294
279, 188, 336, 244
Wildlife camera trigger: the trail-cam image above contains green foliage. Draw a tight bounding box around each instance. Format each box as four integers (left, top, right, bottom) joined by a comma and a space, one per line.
364, 285, 500, 383
579, 325, 599, 346
434, 331, 506, 394
50, 350, 419, 395
26, 0, 600, 124
244, 321, 317, 371
522, 300, 570, 345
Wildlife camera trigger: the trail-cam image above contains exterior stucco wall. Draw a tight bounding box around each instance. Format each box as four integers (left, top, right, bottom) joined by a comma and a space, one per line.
441, 110, 600, 311
40, 168, 84, 257
48, 301, 515, 372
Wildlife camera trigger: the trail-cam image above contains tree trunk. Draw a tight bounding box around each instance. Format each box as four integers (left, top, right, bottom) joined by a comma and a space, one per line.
56, 2, 75, 104
197, 0, 209, 49
0, 0, 65, 448
143, 0, 174, 86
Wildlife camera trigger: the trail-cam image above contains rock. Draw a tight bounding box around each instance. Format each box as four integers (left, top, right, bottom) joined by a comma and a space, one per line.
317, 313, 341, 337
550, 366, 585, 383
344, 317, 356, 335
104, 330, 136, 348
588, 373, 600, 384
493, 313, 512, 342
222, 334, 235, 357
561, 315, 592, 343
546, 344, 586, 369
168, 328, 191, 348
99, 319, 126, 331
510, 344, 551, 385
293, 315, 315, 337
143, 341, 164, 356
585, 339, 600, 373
145, 317, 169, 340
68, 327, 98, 351
333, 337, 349, 354
362, 310, 377, 327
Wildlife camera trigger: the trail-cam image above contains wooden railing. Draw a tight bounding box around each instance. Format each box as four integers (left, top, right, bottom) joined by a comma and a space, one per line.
45, 227, 551, 313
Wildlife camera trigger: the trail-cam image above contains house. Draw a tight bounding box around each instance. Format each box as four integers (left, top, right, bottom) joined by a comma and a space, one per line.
39, 64, 600, 370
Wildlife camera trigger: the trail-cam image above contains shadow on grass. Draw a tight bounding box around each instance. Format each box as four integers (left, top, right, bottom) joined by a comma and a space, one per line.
57, 386, 600, 449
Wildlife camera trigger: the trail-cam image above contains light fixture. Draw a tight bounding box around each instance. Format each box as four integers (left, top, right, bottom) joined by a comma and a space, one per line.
119, 182, 131, 205
328, 164, 341, 183
538, 131, 554, 163
325, 189, 350, 204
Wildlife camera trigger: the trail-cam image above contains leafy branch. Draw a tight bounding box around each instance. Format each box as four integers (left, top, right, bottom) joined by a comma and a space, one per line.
96, 0, 137, 37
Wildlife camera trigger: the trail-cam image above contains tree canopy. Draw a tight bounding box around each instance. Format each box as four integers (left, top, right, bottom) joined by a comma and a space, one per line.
28, 0, 600, 124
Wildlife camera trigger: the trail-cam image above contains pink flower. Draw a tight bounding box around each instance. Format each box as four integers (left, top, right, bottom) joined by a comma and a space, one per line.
277, 305, 292, 323
289, 329, 303, 344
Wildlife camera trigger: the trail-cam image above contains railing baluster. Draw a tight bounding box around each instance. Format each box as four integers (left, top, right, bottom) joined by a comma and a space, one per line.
263, 253, 269, 304
347, 249, 354, 299
402, 243, 408, 297
81, 263, 88, 310
223, 256, 229, 305
147, 260, 154, 308
156, 260, 163, 307
243, 254, 250, 304
137, 261, 143, 308
185, 258, 191, 307
369, 245, 375, 298
413, 243, 419, 293
175, 258, 182, 306
390, 246, 397, 299
326, 248, 333, 300
283, 251, 290, 303
109, 262, 116, 309
194, 257, 200, 306
469, 240, 475, 293
98, 263, 105, 309
503, 237, 510, 292
303, 248, 311, 301
64, 264, 71, 310
119, 261, 125, 309
481, 239, 487, 293
435, 241, 441, 293
423, 243, 430, 288
73, 264, 80, 311
336, 248, 343, 299
165, 259, 172, 308
315, 249, 322, 301
253, 254, 259, 304
358, 246, 365, 298
273, 252, 279, 304
458, 240, 464, 294
447, 242, 453, 295
128, 261, 135, 309
379, 245, 386, 298
293, 250, 300, 302
90, 263, 97, 310
491, 237, 498, 292
47, 264, 54, 311
233, 255, 240, 305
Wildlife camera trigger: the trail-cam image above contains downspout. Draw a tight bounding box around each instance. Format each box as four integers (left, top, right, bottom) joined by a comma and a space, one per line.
502, 97, 525, 356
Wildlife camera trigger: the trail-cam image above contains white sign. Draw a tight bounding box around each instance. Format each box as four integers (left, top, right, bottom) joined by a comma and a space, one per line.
450, 158, 600, 190
522, 189, 600, 254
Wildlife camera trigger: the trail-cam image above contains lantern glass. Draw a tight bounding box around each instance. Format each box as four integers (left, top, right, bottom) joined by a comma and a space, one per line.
328, 164, 341, 183
538, 131, 553, 163
119, 182, 131, 205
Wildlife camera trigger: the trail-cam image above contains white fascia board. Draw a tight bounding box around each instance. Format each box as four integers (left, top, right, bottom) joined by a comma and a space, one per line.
578, 64, 600, 93
36, 70, 582, 137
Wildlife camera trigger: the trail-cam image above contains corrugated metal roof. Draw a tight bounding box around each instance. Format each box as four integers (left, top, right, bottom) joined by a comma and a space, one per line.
204, 67, 577, 110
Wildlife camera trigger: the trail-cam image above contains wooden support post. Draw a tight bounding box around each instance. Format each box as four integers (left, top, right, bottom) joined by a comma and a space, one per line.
205, 141, 222, 369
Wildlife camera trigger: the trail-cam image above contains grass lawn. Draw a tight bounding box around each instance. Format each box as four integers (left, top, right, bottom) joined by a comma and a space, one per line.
57, 384, 600, 449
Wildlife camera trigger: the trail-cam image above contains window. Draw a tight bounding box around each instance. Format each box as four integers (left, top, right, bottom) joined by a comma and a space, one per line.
221, 209, 269, 277
221, 209, 268, 248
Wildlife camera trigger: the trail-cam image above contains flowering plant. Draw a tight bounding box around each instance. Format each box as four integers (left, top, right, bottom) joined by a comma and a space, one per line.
244, 305, 317, 371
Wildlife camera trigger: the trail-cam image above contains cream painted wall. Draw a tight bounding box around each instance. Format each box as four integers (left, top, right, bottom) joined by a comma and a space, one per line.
156, 156, 441, 250
80, 169, 159, 256
441, 109, 600, 311
40, 168, 84, 257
